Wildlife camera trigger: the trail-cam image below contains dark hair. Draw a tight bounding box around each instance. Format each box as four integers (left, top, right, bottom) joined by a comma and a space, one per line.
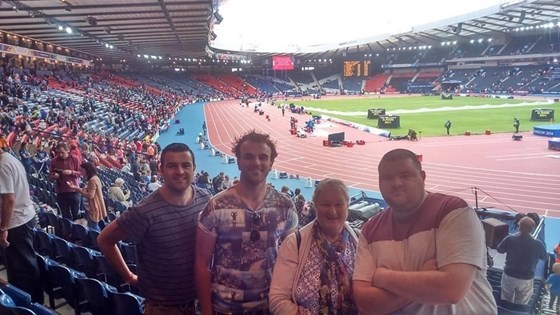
81, 161, 97, 180
294, 188, 301, 195
55, 142, 69, 151
231, 130, 278, 163
379, 148, 422, 172
160, 143, 195, 167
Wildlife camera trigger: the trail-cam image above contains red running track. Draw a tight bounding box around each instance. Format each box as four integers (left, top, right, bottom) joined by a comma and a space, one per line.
205, 99, 560, 218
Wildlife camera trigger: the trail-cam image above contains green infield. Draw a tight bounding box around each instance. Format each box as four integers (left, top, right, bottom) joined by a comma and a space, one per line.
289, 96, 558, 136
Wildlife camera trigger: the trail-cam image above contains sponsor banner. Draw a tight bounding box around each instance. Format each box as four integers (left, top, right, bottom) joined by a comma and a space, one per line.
0, 42, 91, 66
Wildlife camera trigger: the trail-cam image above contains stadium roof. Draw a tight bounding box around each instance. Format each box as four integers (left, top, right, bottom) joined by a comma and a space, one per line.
0, 0, 559, 62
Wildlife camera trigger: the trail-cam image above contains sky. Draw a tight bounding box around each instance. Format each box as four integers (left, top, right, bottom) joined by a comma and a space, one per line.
211, 0, 505, 52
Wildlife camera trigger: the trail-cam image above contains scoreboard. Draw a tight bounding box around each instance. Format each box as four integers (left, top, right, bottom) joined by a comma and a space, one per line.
343, 60, 371, 77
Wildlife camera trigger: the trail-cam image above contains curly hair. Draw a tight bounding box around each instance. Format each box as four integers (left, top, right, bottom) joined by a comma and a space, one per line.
231, 130, 278, 163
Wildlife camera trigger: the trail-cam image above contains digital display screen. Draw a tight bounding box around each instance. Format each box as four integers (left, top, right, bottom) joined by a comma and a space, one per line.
272, 55, 294, 70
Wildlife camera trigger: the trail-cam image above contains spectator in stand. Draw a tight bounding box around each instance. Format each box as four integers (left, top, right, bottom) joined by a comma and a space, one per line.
211, 172, 225, 194
146, 144, 155, 160
292, 188, 308, 227
269, 179, 359, 314
0, 147, 44, 303
33, 145, 50, 174
546, 263, 560, 312
497, 216, 548, 305
196, 171, 210, 190
147, 175, 162, 193
49, 142, 82, 220
108, 178, 132, 207
18, 142, 33, 174
222, 175, 232, 190
281, 185, 294, 198
68, 162, 106, 231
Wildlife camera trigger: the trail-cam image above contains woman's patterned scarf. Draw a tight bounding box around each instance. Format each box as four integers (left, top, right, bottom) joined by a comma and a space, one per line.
313, 222, 357, 315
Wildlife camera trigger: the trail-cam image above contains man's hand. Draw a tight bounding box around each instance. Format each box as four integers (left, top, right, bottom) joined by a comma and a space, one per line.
125, 272, 139, 286
372, 267, 390, 287
374, 259, 438, 288
51, 172, 60, 179
0, 230, 10, 248
421, 259, 438, 271
62, 169, 73, 175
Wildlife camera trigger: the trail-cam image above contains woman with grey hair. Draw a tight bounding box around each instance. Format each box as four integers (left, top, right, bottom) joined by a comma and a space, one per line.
270, 178, 359, 314
108, 177, 131, 207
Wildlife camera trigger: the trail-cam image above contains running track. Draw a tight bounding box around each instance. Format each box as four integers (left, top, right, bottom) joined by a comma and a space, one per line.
205, 99, 560, 218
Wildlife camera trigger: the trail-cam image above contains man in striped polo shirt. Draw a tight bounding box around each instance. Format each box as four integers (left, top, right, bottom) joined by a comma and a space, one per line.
98, 143, 211, 315
353, 148, 497, 314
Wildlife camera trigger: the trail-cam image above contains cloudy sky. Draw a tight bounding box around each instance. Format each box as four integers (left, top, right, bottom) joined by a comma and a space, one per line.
212, 0, 504, 52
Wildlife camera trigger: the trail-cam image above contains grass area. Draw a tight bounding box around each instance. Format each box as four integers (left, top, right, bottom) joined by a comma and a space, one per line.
289, 96, 558, 136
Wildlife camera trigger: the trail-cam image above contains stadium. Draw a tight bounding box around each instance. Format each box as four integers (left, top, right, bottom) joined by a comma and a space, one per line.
1, 0, 560, 314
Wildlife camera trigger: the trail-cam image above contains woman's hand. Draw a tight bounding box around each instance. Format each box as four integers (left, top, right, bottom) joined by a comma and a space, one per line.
68, 183, 80, 191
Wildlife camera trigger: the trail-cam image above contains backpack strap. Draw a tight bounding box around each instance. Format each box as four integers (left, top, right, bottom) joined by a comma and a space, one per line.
295, 229, 301, 254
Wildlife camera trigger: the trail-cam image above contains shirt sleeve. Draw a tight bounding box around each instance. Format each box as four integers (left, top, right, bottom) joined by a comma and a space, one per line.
116, 206, 149, 244
197, 200, 218, 237
435, 207, 486, 269
496, 236, 509, 254
0, 164, 15, 194
353, 232, 376, 282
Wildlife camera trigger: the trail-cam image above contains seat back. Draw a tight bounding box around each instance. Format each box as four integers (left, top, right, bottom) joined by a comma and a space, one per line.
0, 284, 32, 308
51, 236, 74, 266
110, 291, 144, 315
119, 242, 137, 265
88, 230, 100, 250
47, 264, 87, 311
70, 246, 97, 278
93, 254, 126, 290
34, 229, 53, 257
58, 218, 73, 240
71, 223, 88, 246
76, 278, 111, 315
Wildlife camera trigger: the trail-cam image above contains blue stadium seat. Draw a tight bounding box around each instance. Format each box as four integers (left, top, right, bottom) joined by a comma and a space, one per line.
47, 263, 89, 315
93, 254, 129, 292
87, 230, 100, 250
0, 284, 32, 308
51, 236, 74, 266
0, 292, 36, 315
76, 277, 117, 315
110, 291, 144, 315
119, 242, 137, 265
34, 229, 53, 257
70, 246, 98, 278
71, 223, 89, 246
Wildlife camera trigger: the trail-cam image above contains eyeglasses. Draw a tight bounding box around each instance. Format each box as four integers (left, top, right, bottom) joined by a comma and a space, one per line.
250, 212, 261, 242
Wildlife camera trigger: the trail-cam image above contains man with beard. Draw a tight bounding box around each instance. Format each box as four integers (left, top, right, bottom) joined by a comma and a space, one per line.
353, 148, 497, 314
98, 143, 211, 315
195, 130, 298, 315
